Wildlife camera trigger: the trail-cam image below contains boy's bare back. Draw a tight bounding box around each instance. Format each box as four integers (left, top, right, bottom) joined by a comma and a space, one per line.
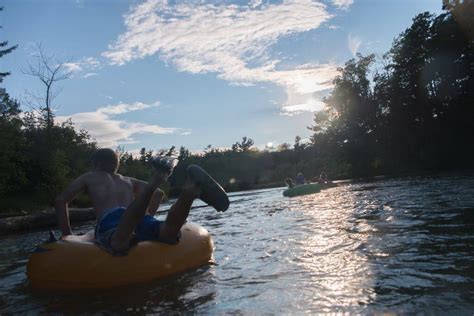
57, 170, 146, 219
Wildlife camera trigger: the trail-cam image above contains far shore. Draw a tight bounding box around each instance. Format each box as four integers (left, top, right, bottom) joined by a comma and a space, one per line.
2, 169, 471, 236
0, 178, 353, 235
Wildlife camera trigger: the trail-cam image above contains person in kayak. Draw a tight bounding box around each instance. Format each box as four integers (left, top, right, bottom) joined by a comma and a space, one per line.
54, 148, 229, 255
285, 178, 295, 188
295, 173, 306, 185
318, 172, 331, 184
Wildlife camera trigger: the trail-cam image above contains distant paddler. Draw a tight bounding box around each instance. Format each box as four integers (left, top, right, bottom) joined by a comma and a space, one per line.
317, 171, 332, 185
316, 171, 338, 189
295, 173, 307, 185
285, 172, 307, 188
285, 178, 295, 188
318, 171, 331, 184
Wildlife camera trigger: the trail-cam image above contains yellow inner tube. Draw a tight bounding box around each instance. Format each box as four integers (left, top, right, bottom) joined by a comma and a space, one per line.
27, 222, 214, 290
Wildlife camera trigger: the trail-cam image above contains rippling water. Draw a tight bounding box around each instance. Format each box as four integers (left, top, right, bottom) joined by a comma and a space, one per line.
1, 174, 474, 314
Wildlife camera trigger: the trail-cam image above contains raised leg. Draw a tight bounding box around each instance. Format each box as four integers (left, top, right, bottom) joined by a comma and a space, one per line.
158, 187, 200, 242
110, 174, 165, 252
158, 165, 229, 241
110, 164, 229, 251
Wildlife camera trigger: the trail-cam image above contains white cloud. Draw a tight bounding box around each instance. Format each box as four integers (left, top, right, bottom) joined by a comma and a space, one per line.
348, 33, 362, 57
56, 101, 179, 147
99, 93, 113, 100
63, 62, 82, 73
75, 0, 85, 8
281, 99, 326, 116
64, 57, 101, 74
124, 148, 145, 158
103, 0, 341, 114
83, 72, 98, 78
98, 101, 157, 115
332, 0, 354, 10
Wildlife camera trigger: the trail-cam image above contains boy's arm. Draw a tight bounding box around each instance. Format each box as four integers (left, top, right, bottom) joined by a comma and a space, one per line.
130, 178, 164, 216
147, 188, 165, 216
54, 174, 87, 236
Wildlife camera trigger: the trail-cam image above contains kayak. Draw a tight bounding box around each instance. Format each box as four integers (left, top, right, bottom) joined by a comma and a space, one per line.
27, 222, 213, 290
283, 183, 321, 197
320, 182, 337, 189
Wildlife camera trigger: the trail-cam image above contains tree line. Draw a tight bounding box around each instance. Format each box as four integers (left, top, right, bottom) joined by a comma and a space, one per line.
310, 1, 473, 177
0, 2, 472, 214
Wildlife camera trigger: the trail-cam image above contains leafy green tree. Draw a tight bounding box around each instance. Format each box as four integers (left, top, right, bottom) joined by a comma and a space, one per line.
178, 146, 190, 161
310, 6, 474, 176
0, 93, 27, 197
0, 7, 26, 207
0, 8, 17, 84
294, 136, 309, 152
277, 143, 291, 151
232, 136, 254, 152
0, 13, 100, 212
139, 147, 153, 163
311, 54, 379, 175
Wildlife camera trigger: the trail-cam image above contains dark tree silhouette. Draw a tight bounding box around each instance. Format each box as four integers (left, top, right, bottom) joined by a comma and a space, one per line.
21, 43, 71, 128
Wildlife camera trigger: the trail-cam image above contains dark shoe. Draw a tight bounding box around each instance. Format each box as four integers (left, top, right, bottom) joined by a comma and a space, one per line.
186, 165, 229, 212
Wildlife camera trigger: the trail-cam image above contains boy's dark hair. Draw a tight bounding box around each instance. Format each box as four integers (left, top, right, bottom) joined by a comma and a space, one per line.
92, 148, 119, 173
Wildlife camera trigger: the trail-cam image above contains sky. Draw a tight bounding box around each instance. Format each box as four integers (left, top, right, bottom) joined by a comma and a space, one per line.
1, 0, 442, 153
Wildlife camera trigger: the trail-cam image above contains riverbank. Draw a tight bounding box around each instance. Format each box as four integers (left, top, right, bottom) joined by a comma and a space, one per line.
0, 208, 95, 236
3, 169, 472, 235
0, 204, 205, 235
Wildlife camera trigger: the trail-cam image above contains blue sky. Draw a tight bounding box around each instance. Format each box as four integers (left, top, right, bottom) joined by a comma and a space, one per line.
2, 0, 442, 153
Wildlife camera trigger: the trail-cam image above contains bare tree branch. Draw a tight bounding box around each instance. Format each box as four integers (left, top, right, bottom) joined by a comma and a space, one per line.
20, 42, 71, 127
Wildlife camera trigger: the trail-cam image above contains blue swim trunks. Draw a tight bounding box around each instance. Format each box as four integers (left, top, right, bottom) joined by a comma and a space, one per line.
95, 207, 180, 255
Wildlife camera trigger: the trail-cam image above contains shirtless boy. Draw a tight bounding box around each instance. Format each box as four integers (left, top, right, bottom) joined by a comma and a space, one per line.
55, 148, 229, 255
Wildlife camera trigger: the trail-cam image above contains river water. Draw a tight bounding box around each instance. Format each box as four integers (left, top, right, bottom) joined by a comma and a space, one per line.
1, 174, 473, 314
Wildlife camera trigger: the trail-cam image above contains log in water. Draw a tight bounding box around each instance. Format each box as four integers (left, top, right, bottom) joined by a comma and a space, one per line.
0, 208, 95, 235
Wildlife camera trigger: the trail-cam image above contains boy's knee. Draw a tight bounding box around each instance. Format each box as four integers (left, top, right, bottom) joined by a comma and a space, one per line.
160, 223, 180, 241
110, 233, 130, 253
181, 187, 200, 200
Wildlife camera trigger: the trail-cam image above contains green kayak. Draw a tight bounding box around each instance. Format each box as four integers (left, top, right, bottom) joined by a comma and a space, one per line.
283, 183, 321, 197
320, 182, 337, 189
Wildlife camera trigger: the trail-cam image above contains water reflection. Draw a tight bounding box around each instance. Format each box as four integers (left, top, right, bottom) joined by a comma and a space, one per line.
284, 187, 376, 312
0, 175, 473, 313
4, 266, 217, 314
